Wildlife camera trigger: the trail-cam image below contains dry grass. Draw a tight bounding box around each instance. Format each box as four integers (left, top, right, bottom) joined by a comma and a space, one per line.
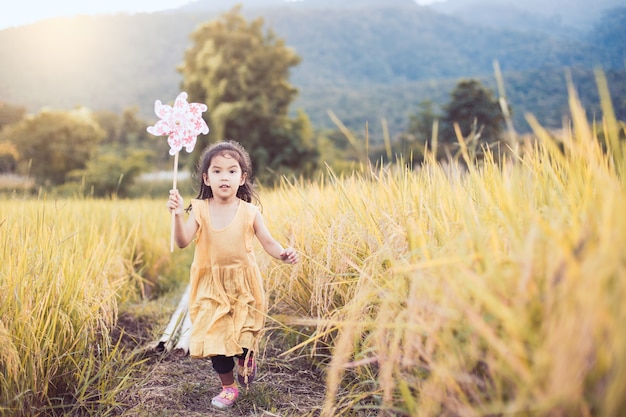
259, 75, 626, 416
1, 74, 624, 417
0, 198, 182, 416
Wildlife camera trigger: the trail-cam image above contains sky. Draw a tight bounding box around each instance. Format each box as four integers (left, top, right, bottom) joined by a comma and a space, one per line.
0, 0, 198, 30
0, 0, 442, 30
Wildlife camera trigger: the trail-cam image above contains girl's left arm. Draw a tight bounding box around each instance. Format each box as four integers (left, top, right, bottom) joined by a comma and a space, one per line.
253, 210, 298, 264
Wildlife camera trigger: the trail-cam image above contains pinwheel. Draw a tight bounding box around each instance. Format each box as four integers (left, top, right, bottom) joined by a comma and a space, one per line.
147, 92, 209, 251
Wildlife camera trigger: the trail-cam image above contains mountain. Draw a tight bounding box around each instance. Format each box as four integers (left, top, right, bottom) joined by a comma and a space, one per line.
179, 0, 418, 12
0, 0, 624, 140
428, 2, 582, 40
430, 0, 625, 30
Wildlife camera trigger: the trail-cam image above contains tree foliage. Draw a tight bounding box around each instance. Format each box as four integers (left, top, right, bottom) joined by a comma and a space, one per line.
179, 5, 318, 182
0, 108, 105, 185
66, 149, 150, 197
405, 100, 438, 144
0, 141, 19, 173
439, 79, 505, 146
94, 107, 172, 169
0, 102, 27, 132
397, 79, 507, 163
390, 99, 440, 162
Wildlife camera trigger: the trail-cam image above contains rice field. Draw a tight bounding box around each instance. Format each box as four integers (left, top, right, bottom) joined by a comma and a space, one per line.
0, 198, 184, 416
1, 78, 625, 416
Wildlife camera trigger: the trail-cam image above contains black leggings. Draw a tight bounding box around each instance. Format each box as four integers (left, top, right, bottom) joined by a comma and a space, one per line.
210, 348, 251, 374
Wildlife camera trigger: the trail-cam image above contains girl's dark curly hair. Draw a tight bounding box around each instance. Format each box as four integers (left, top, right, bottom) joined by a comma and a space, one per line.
190, 140, 259, 207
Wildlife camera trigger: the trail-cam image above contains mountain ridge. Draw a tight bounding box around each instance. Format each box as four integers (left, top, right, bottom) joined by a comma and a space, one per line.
0, 0, 623, 138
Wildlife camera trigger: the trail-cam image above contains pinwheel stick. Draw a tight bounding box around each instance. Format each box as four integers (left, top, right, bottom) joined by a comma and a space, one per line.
170, 151, 179, 252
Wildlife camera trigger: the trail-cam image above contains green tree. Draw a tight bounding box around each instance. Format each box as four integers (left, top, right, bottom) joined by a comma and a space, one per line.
94, 107, 169, 169
0, 108, 105, 185
94, 107, 151, 148
439, 79, 505, 149
0, 141, 19, 173
179, 5, 318, 182
406, 100, 439, 145
66, 149, 150, 197
395, 99, 442, 162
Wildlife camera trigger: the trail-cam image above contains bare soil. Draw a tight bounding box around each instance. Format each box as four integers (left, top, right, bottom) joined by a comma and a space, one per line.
111, 311, 327, 417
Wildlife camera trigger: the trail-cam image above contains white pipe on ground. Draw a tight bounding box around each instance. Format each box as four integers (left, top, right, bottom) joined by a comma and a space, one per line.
173, 310, 192, 355
156, 284, 190, 352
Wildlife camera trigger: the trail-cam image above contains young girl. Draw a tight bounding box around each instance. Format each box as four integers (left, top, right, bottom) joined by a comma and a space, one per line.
166, 140, 298, 410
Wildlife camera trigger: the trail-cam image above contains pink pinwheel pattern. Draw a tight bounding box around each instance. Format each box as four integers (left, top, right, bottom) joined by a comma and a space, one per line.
147, 92, 209, 155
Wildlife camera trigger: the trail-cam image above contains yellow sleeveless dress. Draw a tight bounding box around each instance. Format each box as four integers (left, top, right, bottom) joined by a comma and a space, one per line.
187, 198, 266, 358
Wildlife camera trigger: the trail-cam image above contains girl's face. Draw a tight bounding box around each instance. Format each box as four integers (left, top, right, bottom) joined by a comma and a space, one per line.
203, 153, 246, 200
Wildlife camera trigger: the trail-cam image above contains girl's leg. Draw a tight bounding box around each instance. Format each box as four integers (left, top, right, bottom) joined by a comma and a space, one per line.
210, 355, 239, 409
216, 371, 235, 386
211, 354, 235, 378
236, 348, 257, 385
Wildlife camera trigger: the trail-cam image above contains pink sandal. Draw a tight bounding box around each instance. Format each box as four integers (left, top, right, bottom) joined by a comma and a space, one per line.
237, 356, 257, 386
211, 386, 239, 409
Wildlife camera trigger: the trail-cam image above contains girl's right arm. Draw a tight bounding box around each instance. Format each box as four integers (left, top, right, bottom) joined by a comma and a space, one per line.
167, 189, 199, 248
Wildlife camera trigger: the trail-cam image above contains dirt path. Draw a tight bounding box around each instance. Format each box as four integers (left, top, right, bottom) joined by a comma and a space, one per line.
112, 312, 327, 417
